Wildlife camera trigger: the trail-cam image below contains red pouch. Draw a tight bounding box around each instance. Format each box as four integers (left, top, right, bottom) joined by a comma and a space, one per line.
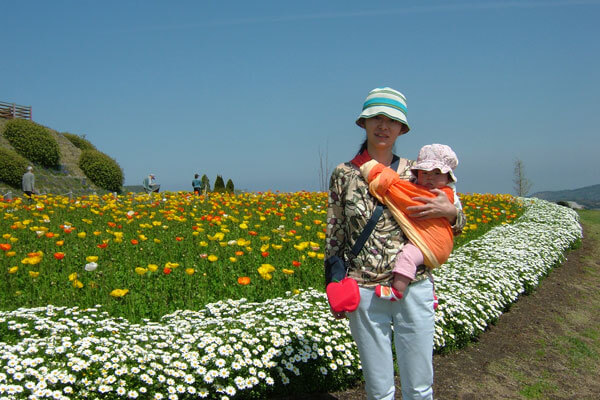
326, 277, 360, 313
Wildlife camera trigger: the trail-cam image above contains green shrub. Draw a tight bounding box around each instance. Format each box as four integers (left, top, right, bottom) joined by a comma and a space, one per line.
201, 174, 210, 192
213, 175, 225, 192
62, 132, 96, 151
226, 178, 234, 193
3, 119, 60, 168
0, 148, 29, 189
79, 150, 124, 193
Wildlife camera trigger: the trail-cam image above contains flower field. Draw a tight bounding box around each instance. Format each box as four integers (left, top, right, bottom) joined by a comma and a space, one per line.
0, 191, 582, 399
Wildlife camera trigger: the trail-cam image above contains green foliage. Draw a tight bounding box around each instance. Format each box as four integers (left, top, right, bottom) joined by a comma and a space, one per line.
226, 178, 235, 193
201, 174, 210, 192
79, 149, 124, 193
0, 148, 29, 188
62, 132, 96, 151
213, 174, 225, 192
3, 119, 60, 168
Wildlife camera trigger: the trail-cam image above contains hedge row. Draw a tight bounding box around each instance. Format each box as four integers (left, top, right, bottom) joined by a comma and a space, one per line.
63, 132, 96, 151
79, 149, 124, 193
0, 147, 29, 188
3, 119, 60, 168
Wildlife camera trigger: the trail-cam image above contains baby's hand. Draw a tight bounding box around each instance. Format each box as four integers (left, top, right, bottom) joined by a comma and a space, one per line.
392, 273, 411, 297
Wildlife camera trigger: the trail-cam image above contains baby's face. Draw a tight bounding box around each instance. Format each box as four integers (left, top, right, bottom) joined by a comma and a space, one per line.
416, 169, 450, 190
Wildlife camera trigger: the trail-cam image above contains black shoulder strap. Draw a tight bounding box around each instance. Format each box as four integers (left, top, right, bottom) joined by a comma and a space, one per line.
351, 155, 400, 256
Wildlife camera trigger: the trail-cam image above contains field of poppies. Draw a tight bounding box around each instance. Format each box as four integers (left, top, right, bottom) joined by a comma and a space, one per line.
0, 191, 582, 399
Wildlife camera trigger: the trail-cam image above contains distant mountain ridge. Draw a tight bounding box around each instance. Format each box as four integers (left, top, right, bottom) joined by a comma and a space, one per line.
531, 184, 600, 210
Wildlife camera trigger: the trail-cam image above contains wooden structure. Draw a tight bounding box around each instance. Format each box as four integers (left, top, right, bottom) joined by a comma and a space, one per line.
0, 101, 32, 120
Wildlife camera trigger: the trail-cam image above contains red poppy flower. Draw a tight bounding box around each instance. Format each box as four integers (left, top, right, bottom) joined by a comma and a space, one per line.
292, 260, 301, 267
261, 252, 269, 258
53, 252, 65, 260
163, 267, 172, 275
130, 239, 139, 245
237, 276, 251, 285
0, 243, 11, 251
175, 237, 183, 242
248, 231, 258, 236
108, 222, 116, 227
97, 243, 108, 249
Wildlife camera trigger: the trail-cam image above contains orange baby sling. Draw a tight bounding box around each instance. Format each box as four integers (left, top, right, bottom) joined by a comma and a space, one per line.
360, 159, 454, 269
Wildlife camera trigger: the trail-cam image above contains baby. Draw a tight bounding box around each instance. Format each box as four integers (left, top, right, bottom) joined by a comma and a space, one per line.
359, 144, 459, 302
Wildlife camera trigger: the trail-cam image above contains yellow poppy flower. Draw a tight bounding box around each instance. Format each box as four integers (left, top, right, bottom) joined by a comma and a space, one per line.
86, 256, 98, 263
185, 268, 195, 275
110, 289, 129, 298
208, 255, 218, 262
29, 270, 40, 278
257, 263, 275, 280
135, 267, 148, 275
69, 272, 78, 281
72, 280, 84, 289
77, 232, 87, 238
147, 264, 158, 272
8, 266, 18, 274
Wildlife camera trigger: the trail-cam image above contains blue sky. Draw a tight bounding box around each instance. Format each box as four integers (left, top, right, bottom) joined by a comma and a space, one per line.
3, 0, 599, 195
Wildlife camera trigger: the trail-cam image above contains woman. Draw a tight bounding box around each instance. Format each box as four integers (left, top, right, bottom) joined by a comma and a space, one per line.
325, 87, 465, 400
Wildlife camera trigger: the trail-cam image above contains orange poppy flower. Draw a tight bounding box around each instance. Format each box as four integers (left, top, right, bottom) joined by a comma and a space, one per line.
54, 252, 65, 260
237, 276, 251, 285
0, 243, 11, 251
97, 243, 108, 249
130, 239, 139, 245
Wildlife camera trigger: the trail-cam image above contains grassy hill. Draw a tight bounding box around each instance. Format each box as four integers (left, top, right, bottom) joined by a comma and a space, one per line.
531, 184, 600, 210
0, 117, 107, 197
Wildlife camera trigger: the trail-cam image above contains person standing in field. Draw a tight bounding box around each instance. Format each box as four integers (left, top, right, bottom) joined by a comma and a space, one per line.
192, 173, 202, 195
325, 87, 465, 400
22, 166, 35, 199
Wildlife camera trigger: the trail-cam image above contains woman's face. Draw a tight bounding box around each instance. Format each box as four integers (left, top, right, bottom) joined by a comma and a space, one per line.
363, 115, 404, 151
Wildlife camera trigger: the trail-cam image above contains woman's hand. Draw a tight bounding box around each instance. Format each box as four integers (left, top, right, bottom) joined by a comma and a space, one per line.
407, 188, 457, 224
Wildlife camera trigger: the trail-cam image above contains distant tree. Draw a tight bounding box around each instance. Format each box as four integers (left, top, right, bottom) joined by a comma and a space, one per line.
513, 158, 533, 197
213, 175, 225, 192
201, 174, 210, 194
225, 178, 235, 193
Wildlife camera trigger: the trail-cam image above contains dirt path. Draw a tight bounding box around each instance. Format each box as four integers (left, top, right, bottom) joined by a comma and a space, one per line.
291, 211, 600, 400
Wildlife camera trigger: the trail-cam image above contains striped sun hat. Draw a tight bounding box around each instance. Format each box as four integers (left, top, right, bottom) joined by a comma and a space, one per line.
355, 87, 410, 134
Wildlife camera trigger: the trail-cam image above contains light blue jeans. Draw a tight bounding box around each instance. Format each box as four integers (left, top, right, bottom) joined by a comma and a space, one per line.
348, 279, 435, 400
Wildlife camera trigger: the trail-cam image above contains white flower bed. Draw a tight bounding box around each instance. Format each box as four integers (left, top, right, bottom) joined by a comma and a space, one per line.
433, 198, 582, 349
0, 198, 582, 399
